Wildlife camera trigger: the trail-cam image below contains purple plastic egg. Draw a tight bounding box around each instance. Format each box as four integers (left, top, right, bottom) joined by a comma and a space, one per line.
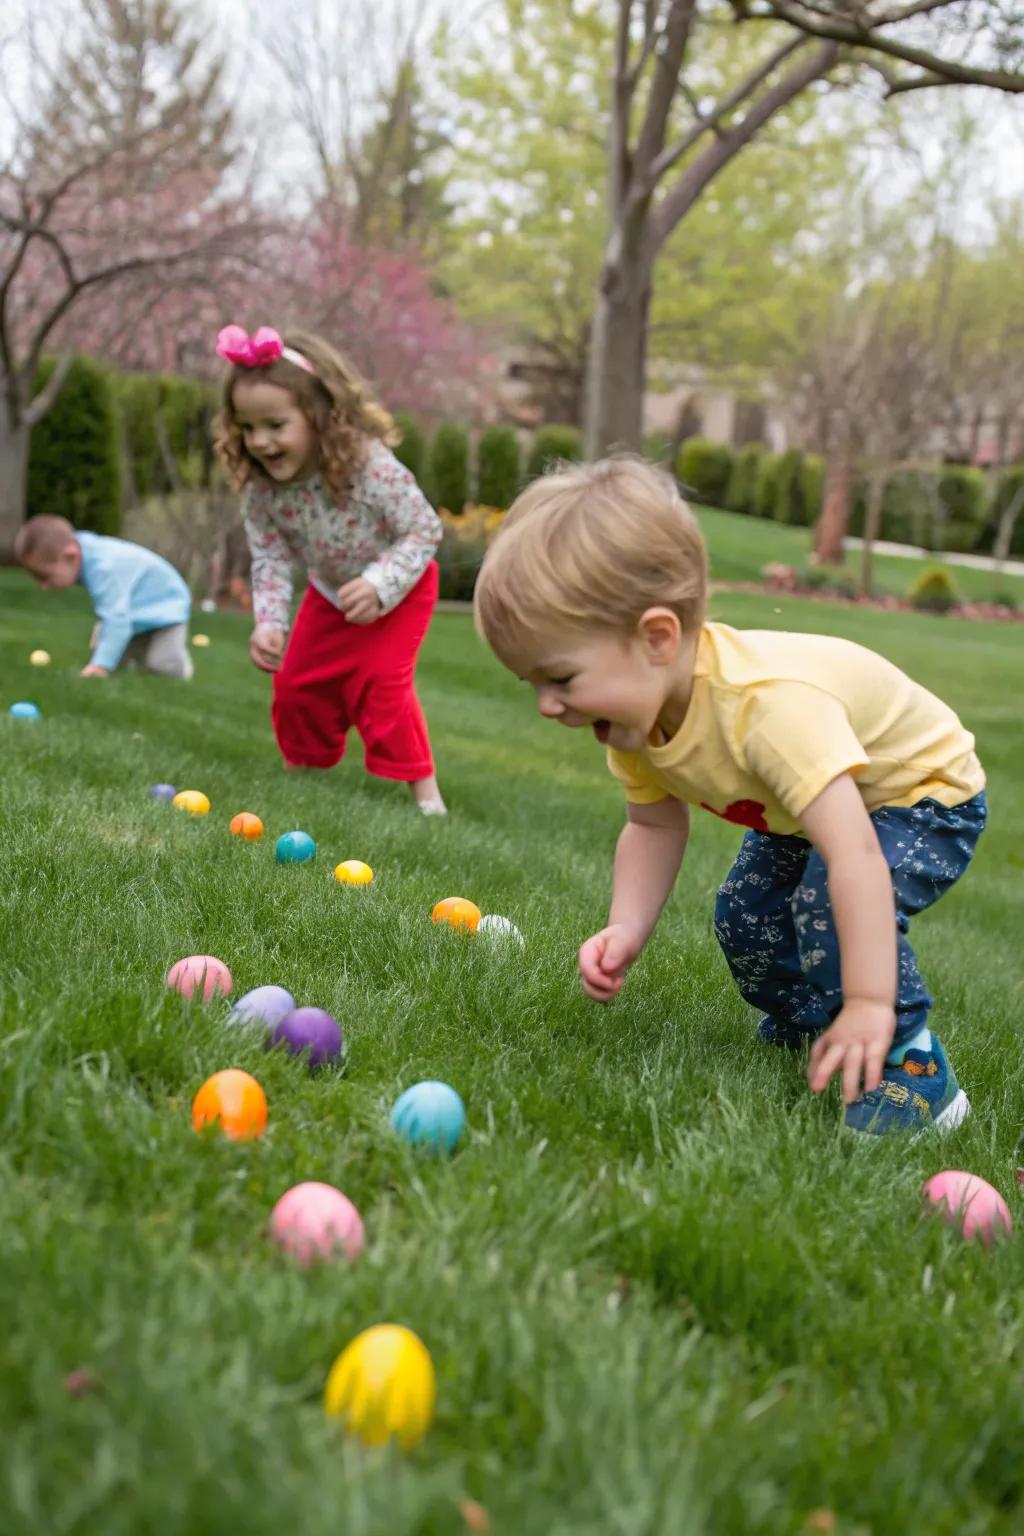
270, 1006, 343, 1070
149, 783, 177, 801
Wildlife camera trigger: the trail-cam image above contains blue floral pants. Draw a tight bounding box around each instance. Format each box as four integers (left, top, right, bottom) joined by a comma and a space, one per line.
713, 792, 988, 1049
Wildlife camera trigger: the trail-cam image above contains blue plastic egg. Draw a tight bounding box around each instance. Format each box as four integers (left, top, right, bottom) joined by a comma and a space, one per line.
275, 830, 316, 864
9, 701, 40, 720
390, 1081, 465, 1155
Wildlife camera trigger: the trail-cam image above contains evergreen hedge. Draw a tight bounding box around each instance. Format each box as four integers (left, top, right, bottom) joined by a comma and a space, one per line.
476, 426, 521, 509
676, 437, 734, 506
27, 357, 122, 536
427, 422, 470, 512
526, 425, 581, 482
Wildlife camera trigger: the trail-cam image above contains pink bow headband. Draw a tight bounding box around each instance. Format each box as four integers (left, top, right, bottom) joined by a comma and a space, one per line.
216, 325, 316, 376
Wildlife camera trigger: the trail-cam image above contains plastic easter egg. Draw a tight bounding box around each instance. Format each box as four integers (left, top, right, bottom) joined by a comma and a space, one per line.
9, 701, 40, 720
477, 914, 525, 947
166, 954, 233, 1002
228, 984, 296, 1029
922, 1170, 1012, 1247
191, 1069, 267, 1141
270, 1007, 343, 1070
271, 1181, 365, 1265
324, 1325, 435, 1449
29, 650, 50, 666
391, 1081, 465, 1155
431, 896, 481, 932
334, 859, 374, 886
229, 812, 264, 841
149, 783, 177, 801
275, 830, 316, 863
173, 789, 210, 815
191, 634, 211, 648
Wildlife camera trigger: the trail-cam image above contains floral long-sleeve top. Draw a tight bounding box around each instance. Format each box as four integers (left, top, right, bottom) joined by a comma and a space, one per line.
242, 439, 442, 628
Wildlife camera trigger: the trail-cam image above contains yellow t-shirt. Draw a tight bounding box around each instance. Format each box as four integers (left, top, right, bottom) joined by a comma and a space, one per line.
607, 623, 985, 836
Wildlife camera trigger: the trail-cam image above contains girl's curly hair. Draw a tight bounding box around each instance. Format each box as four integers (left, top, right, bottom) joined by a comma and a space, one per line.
212, 328, 400, 496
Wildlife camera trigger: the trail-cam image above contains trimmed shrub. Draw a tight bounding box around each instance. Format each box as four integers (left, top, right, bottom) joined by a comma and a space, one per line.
753, 452, 780, 518
392, 412, 426, 482
476, 426, 521, 509
935, 467, 987, 553
723, 443, 766, 516
427, 422, 470, 512
907, 564, 959, 613
772, 448, 804, 525
27, 356, 122, 536
879, 472, 932, 546
526, 425, 581, 482
676, 437, 734, 506
800, 454, 824, 526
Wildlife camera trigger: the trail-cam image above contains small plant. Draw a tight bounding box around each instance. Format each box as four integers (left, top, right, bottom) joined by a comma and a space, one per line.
801, 564, 857, 600
990, 589, 1019, 612
908, 564, 960, 613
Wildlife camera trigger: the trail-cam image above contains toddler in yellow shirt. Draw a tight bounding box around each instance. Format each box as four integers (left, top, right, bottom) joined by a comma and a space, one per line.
473, 457, 988, 1135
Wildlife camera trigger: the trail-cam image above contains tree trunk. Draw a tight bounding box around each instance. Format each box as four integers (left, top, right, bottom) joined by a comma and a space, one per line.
859, 467, 889, 595
993, 479, 1024, 570
0, 409, 31, 564
813, 447, 853, 565
583, 237, 653, 458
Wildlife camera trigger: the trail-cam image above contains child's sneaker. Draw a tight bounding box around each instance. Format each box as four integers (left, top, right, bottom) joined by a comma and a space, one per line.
844, 1035, 970, 1136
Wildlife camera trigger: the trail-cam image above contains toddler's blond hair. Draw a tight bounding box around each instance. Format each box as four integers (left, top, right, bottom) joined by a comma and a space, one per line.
474, 456, 708, 663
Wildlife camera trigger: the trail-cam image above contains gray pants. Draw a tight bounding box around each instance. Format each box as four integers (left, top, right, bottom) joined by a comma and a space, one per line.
92, 623, 194, 679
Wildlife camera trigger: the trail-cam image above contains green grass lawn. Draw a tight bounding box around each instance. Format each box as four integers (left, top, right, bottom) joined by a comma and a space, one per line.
2, 568, 1024, 1536
697, 504, 1024, 605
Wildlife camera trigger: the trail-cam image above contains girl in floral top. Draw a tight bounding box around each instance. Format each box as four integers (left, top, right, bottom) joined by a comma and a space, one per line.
213, 325, 446, 814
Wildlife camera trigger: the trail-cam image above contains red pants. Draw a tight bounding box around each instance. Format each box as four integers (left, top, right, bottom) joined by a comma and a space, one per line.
271, 563, 438, 780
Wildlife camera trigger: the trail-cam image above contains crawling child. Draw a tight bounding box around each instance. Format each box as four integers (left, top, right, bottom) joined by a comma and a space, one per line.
15, 515, 192, 680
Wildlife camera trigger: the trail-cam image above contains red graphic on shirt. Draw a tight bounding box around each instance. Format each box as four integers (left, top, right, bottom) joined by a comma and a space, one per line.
700, 799, 770, 832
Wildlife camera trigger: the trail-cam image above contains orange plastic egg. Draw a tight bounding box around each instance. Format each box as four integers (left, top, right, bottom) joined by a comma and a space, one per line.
431, 896, 481, 932
230, 812, 264, 841
191, 1069, 268, 1141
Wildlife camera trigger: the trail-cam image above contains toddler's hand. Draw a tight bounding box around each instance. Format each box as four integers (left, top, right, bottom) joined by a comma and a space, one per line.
337, 578, 382, 625
807, 999, 896, 1104
250, 624, 286, 672
80, 664, 109, 678
579, 924, 644, 1002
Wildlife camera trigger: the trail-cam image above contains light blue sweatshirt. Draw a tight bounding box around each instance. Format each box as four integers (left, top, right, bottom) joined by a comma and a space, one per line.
77, 532, 191, 671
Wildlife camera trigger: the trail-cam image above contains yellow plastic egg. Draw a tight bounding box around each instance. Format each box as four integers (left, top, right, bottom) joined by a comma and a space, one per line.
173, 790, 210, 816
29, 649, 51, 666
334, 859, 374, 886
191, 634, 211, 648
324, 1324, 435, 1450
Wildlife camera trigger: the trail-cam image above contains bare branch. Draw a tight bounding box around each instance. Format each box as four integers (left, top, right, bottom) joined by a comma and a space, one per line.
651, 39, 839, 249
24, 352, 73, 426
648, 34, 806, 184
757, 1, 1024, 92
632, 1, 699, 180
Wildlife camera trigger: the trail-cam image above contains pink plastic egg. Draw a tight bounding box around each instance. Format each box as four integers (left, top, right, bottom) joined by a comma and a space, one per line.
270, 1181, 365, 1265
166, 955, 233, 1002
922, 1169, 1012, 1247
